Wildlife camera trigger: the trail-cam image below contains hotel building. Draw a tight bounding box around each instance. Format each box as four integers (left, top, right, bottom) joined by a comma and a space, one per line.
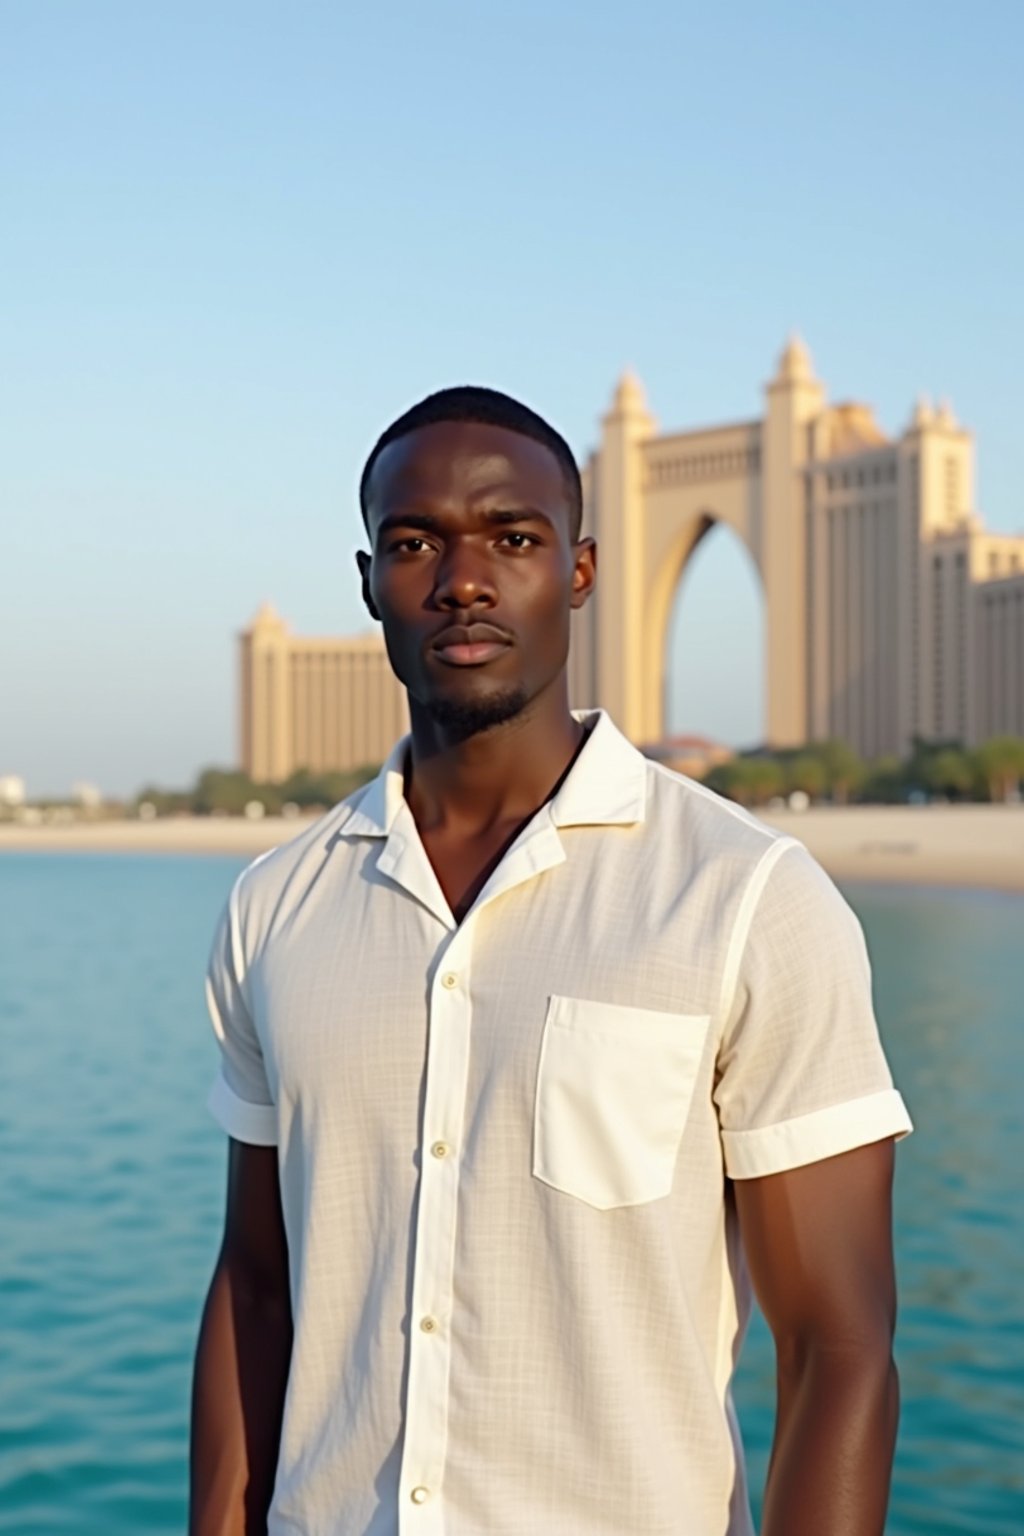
239, 606, 407, 781
239, 341, 1024, 781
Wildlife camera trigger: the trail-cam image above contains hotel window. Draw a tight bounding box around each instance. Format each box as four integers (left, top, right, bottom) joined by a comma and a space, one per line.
955, 553, 967, 740
945, 456, 959, 521
933, 554, 944, 734
910, 456, 920, 729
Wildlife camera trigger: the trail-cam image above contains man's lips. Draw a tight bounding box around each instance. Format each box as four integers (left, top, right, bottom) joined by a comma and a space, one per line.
435, 641, 510, 665
429, 624, 513, 667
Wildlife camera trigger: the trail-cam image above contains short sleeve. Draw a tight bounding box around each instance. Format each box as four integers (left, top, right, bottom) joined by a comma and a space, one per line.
204, 872, 278, 1146
714, 839, 912, 1179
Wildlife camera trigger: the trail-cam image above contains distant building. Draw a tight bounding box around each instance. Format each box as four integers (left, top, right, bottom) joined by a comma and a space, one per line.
571, 341, 1024, 757
0, 775, 26, 807
238, 341, 1024, 777
71, 782, 102, 808
238, 603, 408, 782
970, 565, 1024, 742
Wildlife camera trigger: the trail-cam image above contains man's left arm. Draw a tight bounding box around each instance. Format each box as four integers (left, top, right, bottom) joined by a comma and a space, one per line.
734, 1136, 899, 1536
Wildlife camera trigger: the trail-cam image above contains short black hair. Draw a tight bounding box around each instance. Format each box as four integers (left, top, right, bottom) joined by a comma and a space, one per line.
359, 385, 583, 540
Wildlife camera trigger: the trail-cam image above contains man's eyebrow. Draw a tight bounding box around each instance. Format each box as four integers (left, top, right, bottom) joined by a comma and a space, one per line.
374, 512, 441, 537
374, 507, 555, 537
482, 507, 555, 528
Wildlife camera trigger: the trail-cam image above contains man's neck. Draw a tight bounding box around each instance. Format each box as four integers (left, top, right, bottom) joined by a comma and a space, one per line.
404, 686, 585, 837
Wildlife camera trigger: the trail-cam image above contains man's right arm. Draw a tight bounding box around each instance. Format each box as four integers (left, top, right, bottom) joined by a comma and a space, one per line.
190, 1139, 292, 1536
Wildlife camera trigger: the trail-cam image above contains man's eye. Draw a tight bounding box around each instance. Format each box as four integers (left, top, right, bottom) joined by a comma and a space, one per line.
499, 532, 538, 549
391, 537, 430, 553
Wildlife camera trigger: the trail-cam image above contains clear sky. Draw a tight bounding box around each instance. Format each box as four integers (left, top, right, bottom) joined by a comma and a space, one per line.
3, 1, 1022, 798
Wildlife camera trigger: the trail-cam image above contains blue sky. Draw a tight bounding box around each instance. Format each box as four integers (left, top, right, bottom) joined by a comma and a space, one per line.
3, 1, 1022, 797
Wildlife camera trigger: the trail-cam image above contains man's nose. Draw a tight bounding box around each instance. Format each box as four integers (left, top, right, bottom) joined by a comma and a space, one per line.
433, 541, 497, 609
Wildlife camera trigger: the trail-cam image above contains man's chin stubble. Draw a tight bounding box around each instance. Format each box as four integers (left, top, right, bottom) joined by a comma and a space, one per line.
424, 686, 530, 742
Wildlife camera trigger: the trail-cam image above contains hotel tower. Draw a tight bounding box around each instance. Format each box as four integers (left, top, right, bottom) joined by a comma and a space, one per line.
239, 341, 1024, 781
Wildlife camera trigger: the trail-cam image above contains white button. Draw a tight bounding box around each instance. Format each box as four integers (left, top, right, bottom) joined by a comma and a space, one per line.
410, 1485, 430, 1505
441, 971, 458, 989
430, 1141, 450, 1159
420, 1315, 438, 1333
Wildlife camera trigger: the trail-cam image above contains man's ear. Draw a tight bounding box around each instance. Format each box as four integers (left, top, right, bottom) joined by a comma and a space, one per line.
356, 550, 380, 621
570, 537, 597, 610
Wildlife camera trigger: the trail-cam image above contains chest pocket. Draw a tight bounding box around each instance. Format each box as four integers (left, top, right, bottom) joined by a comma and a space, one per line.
533, 995, 711, 1210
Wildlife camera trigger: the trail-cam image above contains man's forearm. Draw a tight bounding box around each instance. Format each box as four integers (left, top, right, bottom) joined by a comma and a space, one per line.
190, 1259, 293, 1536
761, 1341, 899, 1536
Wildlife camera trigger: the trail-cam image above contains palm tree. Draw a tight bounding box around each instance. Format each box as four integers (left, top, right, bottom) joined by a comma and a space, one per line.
971, 737, 1024, 802
923, 749, 974, 801
786, 754, 826, 802
808, 739, 866, 805
745, 758, 785, 806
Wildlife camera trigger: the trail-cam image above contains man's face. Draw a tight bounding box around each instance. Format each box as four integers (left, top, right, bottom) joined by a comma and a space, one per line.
357, 420, 595, 733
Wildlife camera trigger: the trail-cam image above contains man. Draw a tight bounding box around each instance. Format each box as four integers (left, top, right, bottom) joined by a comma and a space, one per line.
191, 386, 912, 1536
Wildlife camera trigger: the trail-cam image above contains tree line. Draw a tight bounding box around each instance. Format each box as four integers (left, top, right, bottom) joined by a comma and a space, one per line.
700, 734, 1024, 809
134, 765, 381, 818
129, 734, 1024, 818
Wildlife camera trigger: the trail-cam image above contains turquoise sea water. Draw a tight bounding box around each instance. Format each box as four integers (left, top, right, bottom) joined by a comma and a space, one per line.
0, 853, 1021, 1534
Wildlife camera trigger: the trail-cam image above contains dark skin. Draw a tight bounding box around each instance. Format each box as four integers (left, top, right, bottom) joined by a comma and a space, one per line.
190, 419, 900, 1534
190, 1140, 291, 1536
357, 419, 598, 919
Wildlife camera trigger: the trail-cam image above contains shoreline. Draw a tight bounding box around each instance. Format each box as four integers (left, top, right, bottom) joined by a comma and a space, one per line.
757, 804, 1024, 894
1, 804, 1022, 893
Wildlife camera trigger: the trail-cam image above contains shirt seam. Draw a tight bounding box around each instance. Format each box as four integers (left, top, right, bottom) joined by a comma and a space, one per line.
227, 847, 278, 991
715, 835, 801, 1037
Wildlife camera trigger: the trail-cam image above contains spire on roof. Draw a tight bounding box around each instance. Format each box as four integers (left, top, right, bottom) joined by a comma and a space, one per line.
249, 600, 286, 632
775, 333, 815, 385
910, 395, 934, 430
608, 368, 648, 416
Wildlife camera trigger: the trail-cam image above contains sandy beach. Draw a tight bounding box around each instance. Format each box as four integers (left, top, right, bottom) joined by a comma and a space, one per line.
757, 804, 1024, 893
1, 803, 1022, 892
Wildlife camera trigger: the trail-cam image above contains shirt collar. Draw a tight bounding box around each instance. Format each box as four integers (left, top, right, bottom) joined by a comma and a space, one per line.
336, 708, 648, 839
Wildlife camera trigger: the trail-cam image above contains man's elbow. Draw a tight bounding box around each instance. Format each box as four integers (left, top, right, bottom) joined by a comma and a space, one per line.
775, 1317, 898, 1398
776, 1321, 900, 1450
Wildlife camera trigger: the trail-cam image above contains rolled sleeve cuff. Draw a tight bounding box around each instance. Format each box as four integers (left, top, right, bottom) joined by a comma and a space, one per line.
207, 1072, 278, 1146
722, 1088, 912, 1179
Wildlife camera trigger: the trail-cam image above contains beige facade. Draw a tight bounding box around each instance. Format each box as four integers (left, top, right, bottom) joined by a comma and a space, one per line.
974, 568, 1024, 741
239, 342, 1024, 779
239, 603, 408, 781
572, 341, 1024, 757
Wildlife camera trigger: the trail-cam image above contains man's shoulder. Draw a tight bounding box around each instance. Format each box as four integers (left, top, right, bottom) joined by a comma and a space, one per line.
230, 783, 375, 918
641, 762, 860, 947
641, 756, 789, 863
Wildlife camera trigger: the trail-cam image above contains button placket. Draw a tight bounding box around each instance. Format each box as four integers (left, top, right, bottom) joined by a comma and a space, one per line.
396, 825, 568, 1530
398, 935, 475, 1530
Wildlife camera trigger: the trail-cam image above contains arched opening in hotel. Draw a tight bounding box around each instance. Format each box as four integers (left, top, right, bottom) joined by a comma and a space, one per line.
664, 519, 765, 752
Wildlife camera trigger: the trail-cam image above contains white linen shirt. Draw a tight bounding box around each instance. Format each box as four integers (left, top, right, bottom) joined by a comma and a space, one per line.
205, 708, 912, 1536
